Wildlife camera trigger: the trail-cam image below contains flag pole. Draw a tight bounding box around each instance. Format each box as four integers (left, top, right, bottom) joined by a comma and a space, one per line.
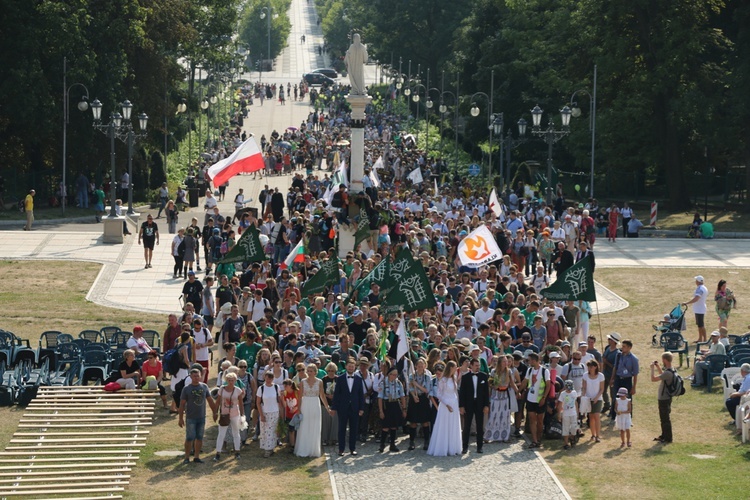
594, 300, 604, 352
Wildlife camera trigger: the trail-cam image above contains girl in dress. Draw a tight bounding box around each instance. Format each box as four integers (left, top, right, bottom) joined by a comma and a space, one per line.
484, 355, 519, 443
615, 387, 632, 448
282, 379, 300, 449
407, 358, 432, 450
378, 367, 407, 453
294, 364, 331, 457
580, 360, 605, 443
427, 360, 462, 456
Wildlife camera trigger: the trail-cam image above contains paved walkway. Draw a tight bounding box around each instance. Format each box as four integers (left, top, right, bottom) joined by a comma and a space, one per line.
326, 440, 568, 500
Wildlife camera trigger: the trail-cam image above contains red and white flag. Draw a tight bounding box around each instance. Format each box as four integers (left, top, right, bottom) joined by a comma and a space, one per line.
207, 137, 264, 186
489, 188, 504, 218
281, 239, 305, 269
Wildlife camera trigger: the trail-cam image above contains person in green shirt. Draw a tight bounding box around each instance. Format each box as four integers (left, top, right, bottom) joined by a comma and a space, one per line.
476, 324, 497, 353
469, 344, 489, 373
310, 296, 330, 335
256, 317, 275, 338
236, 331, 262, 370
321, 331, 338, 355
498, 332, 514, 355
522, 300, 541, 327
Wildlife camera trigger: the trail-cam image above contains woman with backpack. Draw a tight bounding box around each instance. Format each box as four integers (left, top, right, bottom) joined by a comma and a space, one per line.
256, 371, 284, 458
171, 228, 185, 279
169, 331, 193, 414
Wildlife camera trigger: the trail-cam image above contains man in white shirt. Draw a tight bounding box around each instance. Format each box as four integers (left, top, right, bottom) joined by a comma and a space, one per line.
192, 318, 214, 383
296, 306, 313, 335
474, 298, 495, 326
456, 316, 479, 340
247, 289, 270, 323
297, 334, 324, 363
683, 275, 708, 343
126, 325, 152, 354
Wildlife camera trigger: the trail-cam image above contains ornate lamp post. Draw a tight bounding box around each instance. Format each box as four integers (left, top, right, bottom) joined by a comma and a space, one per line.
259, 6, 278, 69
530, 104, 571, 205
469, 69, 496, 178
90, 98, 148, 217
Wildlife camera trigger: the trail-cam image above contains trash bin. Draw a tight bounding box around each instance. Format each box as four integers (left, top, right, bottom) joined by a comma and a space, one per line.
188, 188, 200, 208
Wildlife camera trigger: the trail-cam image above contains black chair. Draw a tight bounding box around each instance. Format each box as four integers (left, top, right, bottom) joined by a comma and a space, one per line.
99, 326, 122, 344
79, 330, 105, 343
79, 350, 111, 385
705, 354, 730, 392
660, 332, 690, 367
38, 331, 64, 368
141, 330, 162, 353
85, 342, 111, 353
56, 333, 74, 344
50, 343, 81, 386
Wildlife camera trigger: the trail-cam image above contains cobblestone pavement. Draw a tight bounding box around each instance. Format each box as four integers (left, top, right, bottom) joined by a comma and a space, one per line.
325, 437, 569, 500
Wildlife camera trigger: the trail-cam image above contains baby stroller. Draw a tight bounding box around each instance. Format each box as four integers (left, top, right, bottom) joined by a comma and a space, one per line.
651, 304, 687, 347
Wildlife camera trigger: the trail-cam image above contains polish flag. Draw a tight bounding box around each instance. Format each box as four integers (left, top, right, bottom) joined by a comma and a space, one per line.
207, 137, 264, 186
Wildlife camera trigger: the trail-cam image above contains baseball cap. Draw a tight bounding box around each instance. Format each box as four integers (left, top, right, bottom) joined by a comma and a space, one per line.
549, 351, 561, 359
133, 325, 143, 333
694, 275, 704, 283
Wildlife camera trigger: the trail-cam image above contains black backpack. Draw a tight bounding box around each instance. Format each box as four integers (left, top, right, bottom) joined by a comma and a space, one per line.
665, 368, 685, 397
17, 199, 25, 213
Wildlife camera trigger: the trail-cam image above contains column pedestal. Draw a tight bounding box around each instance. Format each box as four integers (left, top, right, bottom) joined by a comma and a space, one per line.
102, 216, 125, 244
338, 94, 372, 259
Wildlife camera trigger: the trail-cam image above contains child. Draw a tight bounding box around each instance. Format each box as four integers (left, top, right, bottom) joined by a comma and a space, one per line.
556, 380, 579, 450
282, 379, 300, 449
615, 387, 632, 448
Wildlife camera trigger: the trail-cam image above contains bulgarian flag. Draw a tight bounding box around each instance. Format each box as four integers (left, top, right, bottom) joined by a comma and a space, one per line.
207, 137, 264, 187
281, 239, 305, 269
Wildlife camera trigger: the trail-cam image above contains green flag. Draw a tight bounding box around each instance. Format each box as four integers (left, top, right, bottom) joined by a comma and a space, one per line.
381, 247, 437, 314
217, 225, 264, 265
347, 257, 390, 305
540, 255, 597, 302
301, 257, 341, 296
353, 208, 370, 250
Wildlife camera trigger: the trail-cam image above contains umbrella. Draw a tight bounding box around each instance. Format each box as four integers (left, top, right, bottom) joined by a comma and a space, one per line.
306, 137, 317, 145
286, 126, 298, 131
336, 140, 350, 146
277, 141, 292, 149
200, 152, 213, 160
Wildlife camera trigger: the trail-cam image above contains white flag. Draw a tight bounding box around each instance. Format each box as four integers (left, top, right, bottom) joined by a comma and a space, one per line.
373, 156, 384, 170
488, 188, 504, 218
434, 177, 439, 197
337, 160, 348, 187
408, 167, 424, 185
369, 168, 380, 188
396, 313, 408, 362
457, 224, 502, 267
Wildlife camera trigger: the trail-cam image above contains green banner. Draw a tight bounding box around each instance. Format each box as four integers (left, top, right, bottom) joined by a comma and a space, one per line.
354, 208, 370, 250
217, 225, 264, 264
301, 257, 341, 296
381, 248, 437, 314
540, 255, 597, 302
347, 257, 390, 305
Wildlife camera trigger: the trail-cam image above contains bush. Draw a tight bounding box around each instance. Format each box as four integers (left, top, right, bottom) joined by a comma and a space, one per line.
149, 151, 166, 190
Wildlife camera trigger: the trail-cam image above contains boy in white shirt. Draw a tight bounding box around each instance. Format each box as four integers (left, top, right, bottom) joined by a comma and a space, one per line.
556, 380, 579, 450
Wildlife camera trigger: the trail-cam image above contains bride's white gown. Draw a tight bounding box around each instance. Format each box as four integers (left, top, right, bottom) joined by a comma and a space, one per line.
427, 376, 462, 456
295, 378, 322, 457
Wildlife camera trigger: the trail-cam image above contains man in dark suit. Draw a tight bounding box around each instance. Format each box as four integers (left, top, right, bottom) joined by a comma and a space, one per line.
553, 241, 574, 277
331, 357, 365, 456
574, 241, 595, 273
459, 358, 490, 454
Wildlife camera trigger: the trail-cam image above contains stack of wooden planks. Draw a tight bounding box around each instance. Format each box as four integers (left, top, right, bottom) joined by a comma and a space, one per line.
0, 385, 157, 499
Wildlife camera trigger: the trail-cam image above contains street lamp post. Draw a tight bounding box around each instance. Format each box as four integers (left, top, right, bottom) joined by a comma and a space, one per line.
469, 70, 495, 178
501, 118, 528, 197
90, 99, 149, 217
201, 96, 211, 149
177, 99, 190, 171
530, 104, 571, 205
260, 6, 278, 70
569, 64, 597, 197
62, 57, 90, 215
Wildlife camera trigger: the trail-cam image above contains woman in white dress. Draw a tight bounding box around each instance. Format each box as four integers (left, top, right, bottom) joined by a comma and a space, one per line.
294, 364, 331, 457
427, 360, 462, 456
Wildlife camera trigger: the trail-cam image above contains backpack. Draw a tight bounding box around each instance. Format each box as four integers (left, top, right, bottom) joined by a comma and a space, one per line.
17, 199, 25, 213
177, 238, 186, 258
220, 239, 229, 255
164, 342, 190, 376
665, 368, 685, 397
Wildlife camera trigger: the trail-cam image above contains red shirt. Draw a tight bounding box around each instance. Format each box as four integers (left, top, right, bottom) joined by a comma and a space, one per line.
142, 360, 163, 379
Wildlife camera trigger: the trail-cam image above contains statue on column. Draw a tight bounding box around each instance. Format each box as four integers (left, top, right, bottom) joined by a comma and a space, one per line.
344, 33, 368, 96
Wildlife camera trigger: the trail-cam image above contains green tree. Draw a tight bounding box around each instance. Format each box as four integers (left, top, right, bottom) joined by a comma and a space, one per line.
239, 0, 292, 64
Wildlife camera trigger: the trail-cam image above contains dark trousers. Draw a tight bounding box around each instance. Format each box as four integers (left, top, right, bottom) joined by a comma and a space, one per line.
358, 402, 372, 439
726, 396, 742, 420
622, 218, 631, 237
658, 398, 673, 442
462, 406, 484, 451
611, 377, 634, 418
337, 406, 359, 453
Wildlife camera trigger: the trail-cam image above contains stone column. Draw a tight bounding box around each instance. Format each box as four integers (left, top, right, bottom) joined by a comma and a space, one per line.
338, 94, 372, 259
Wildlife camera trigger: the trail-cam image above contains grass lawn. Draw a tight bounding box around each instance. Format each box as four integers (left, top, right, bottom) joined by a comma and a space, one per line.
540, 267, 750, 499
626, 201, 750, 233
0, 261, 331, 499
0, 261, 748, 499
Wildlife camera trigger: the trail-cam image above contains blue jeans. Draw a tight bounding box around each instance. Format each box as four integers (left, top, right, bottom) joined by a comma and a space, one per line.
185, 418, 206, 441
77, 190, 88, 209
